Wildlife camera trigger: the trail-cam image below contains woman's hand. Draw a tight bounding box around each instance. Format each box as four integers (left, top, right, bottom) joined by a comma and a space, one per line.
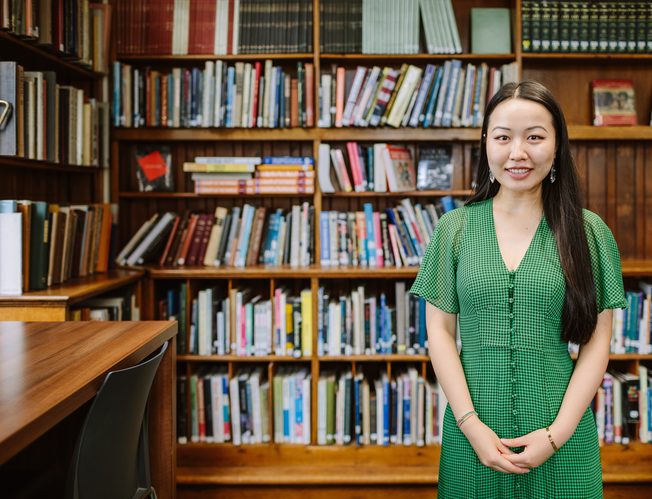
460, 417, 531, 474
500, 429, 556, 470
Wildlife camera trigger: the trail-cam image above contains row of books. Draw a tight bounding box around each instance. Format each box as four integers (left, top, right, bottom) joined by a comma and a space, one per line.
178, 368, 311, 445
1, 0, 112, 72
614, 287, 652, 354
522, 0, 652, 53
319, 142, 454, 194
112, 60, 315, 129
188, 287, 313, 357
177, 367, 447, 446
117, 203, 314, 268
595, 366, 652, 445
0, 200, 112, 295
317, 61, 518, 129
319, 198, 459, 269
0, 62, 110, 166
317, 283, 427, 357
185, 155, 315, 195
114, 0, 313, 56
70, 290, 140, 321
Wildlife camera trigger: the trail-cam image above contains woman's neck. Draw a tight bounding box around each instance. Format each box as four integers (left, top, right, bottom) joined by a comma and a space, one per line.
493, 186, 544, 217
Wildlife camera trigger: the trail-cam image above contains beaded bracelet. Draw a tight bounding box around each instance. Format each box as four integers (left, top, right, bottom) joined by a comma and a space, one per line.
545, 426, 560, 452
456, 410, 478, 428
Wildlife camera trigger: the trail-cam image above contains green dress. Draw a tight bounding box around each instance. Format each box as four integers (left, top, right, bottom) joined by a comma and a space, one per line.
409, 198, 627, 499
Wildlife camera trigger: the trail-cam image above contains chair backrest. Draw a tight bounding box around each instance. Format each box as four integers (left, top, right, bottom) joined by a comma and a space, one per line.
67, 341, 168, 499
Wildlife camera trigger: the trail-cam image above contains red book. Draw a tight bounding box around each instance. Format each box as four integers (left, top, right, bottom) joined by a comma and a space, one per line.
158, 215, 181, 266
591, 79, 637, 126
250, 62, 262, 127
305, 63, 314, 127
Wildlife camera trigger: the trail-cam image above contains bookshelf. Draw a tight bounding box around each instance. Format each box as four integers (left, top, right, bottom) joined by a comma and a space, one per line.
0, 1, 141, 320
110, 0, 652, 498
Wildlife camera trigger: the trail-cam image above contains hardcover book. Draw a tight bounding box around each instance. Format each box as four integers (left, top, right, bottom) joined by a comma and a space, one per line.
416, 145, 453, 190
592, 79, 637, 126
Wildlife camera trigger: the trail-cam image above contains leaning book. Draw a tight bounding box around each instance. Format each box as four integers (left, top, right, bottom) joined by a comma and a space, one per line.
134, 145, 174, 192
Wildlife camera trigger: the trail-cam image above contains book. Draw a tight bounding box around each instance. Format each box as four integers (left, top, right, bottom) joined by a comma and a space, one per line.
416, 145, 453, 190
592, 79, 637, 126
134, 145, 175, 191
471, 8, 512, 54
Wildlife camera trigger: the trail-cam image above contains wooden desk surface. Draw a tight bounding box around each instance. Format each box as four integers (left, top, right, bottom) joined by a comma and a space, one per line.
0, 321, 176, 465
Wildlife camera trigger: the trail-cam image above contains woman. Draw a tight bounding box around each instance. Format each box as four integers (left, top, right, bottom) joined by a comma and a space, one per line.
410, 80, 627, 498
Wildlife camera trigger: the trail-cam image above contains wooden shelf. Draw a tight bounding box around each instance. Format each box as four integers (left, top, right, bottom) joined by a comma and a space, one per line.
112, 126, 652, 142
567, 126, 652, 141
0, 156, 102, 174
116, 53, 314, 62
320, 53, 516, 62
176, 442, 652, 485
571, 353, 652, 361
119, 192, 313, 199
0, 30, 105, 79
0, 269, 143, 307
178, 355, 309, 362
112, 127, 482, 142
621, 260, 652, 277
324, 190, 472, 198
319, 355, 430, 362
146, 265, 419, 279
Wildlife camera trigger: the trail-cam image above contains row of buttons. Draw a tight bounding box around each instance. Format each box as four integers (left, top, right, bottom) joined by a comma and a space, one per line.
508, 273, 524, 495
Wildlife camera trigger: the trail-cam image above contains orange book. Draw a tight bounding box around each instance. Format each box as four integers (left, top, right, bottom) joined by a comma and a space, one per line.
158, 214, 181, 266
335, 66, 345, 127
177, 214, 199, 266
95, 204, 112, 273
290, 78, 299, 128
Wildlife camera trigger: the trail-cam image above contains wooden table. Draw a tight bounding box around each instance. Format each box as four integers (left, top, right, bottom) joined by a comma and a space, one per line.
0, 321, 177, 498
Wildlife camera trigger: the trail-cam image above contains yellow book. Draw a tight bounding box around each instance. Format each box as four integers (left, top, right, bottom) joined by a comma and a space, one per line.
301, 289, 312, 356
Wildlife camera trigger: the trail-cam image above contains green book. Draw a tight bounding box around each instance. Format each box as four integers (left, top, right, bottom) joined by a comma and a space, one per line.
470, 8, 511, 54
29, 201, 49, 291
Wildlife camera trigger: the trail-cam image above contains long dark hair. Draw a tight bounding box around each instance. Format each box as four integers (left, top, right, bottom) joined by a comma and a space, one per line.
467, 80, 597, 345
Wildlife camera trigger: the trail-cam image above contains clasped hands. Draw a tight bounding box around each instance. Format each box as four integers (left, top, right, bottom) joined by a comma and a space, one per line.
461, 417, 557, 474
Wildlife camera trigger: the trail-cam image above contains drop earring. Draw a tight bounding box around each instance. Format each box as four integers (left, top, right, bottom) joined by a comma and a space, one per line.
489, 171, 495, 183
550, 165, 557, 183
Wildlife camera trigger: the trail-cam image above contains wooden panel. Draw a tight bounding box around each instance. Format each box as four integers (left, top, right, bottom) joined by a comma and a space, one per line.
178, 484, 652, 499
0, 305, 66, 321
522, 62, 652, 126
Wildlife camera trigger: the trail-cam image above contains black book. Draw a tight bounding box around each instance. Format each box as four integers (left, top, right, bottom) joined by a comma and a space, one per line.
203, 375, 213, 440
177, 376, 188, 443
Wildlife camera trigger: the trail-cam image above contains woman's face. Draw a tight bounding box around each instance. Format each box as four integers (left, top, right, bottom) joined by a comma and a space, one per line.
485, 98, 557, 195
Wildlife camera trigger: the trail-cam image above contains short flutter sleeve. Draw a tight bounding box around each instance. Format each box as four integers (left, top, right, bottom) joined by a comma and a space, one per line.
409, 207, 466, 314
583, 210, 628, 312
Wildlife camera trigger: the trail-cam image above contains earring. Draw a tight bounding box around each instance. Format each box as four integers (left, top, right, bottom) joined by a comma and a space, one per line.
489, 171, 495, 183
550, 166, 557, 183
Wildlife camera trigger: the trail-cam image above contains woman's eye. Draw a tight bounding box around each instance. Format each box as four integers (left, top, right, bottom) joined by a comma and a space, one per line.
494, 135, 509, 141
528, 135, 543, 140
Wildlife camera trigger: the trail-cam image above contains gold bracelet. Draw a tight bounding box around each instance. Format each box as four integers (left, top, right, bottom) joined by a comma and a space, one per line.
545, 426, 559, 452
456, 410, 478, 428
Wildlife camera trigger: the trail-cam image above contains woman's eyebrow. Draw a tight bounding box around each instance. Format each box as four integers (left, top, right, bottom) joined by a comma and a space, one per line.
490, 125, 549, 132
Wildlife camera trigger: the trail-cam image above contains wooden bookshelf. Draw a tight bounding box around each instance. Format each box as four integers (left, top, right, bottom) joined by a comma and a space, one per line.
110, 0, 652, 498
0, 269, 144, 321
0, 157, 102, 174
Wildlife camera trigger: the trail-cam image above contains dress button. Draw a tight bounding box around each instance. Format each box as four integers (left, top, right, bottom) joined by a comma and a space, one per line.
513, 425, 518, 431
509, 313, 514, 318
512, 393, 517, 399
508, 283, 514, 288
511, 378, 516, 383
508, 298, 514, 303
513, 409, 518, 415
511, 362, 516, 368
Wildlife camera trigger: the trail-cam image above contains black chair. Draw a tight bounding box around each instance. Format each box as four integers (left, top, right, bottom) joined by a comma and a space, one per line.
66, 341, 169, 499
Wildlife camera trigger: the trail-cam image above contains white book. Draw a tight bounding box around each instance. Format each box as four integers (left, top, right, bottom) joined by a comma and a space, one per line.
341, 66, 367, 126
317, 143, 335, 193
229, 376, 242, 445
319, 73, 332, 128
231, 0, 240, 55
353, 66, 381, 126
0, 212, 22, 295
442, 0, 462, 53
387, 65, 422, 128
302, 375, 312, 444
250, 370, 262, 443
202, 61, 214, 127
433, 60, 452, 126
375, 379, 383, 445
125, 212, 175, 266
317, 377, 327, 445
173, 68, 182, 127
639, 365, 649, 443
214, 60, 224, 126
290, 204, 301, 267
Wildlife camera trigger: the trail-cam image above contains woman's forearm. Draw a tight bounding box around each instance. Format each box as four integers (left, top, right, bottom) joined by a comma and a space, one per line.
426, 303, 475, 420
550, 309, 613, 446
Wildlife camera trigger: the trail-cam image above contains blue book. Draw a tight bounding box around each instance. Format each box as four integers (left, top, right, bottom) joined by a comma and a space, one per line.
422, 66, 444, 128
0, 200, 17, 213
418, 297, 427, 352
295, 378, 303, 442
234, 205, 255, 267
275, 67, 283, 128
382, 376, 390, 445
262, 156, 314, 165
167, 73, 174, 126
409, 64, 436, 127
354, 376, 362, 445
363, 203, 376, 267
403, 381, 411, 444
113, 62, 121, 126
320, 211, 330, 266
222, 376, 230, 433
441, 195, 457, 213
226, 67, 235, 127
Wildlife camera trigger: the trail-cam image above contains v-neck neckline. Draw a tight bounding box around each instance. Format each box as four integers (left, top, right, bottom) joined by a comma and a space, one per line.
488, 198, 545, 274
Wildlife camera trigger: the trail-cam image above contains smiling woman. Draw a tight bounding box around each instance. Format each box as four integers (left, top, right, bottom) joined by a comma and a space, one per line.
409, 81, 627, 499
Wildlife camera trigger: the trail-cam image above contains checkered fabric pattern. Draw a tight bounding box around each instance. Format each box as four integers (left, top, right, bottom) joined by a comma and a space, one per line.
409, 198, 627, 499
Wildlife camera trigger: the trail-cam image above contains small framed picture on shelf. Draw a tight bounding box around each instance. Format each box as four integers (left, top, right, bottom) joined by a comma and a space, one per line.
134, 145, 174, 192
416, 144, 453, 190
591, 79, 637, 126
